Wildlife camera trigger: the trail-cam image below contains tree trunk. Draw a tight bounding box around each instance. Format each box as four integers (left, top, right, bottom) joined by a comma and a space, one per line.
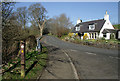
38, 23, 42, 37
38, 20, 46, 37
40, 27, 43, 37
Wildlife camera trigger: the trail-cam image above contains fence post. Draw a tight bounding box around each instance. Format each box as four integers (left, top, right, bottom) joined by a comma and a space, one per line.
20, 41, 25, 78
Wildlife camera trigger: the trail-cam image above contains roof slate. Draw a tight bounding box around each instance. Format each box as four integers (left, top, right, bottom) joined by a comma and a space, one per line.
74, 19, 106, 33
102, 29, 117, 33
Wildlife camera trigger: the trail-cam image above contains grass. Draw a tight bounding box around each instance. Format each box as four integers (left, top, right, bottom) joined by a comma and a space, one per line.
84, 39, 120, 44
2, 46, 48, 79
60, 35, 120, 50
0, 76, 2, 81
60, 35, 68, 39
62, 35, 120, 44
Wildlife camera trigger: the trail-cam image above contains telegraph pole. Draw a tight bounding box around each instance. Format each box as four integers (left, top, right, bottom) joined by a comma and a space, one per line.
20, 41, 25, 78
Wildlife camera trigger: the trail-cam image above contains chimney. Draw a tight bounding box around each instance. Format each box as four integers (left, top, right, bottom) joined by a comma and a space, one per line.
104, 10, 109, 21
77, 18, 82, 24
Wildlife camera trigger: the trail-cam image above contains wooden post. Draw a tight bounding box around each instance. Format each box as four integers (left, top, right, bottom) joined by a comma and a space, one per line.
20, 41, 25, 78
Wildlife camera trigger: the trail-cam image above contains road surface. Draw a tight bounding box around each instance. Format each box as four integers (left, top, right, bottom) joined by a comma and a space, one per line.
41, 35, 119, 79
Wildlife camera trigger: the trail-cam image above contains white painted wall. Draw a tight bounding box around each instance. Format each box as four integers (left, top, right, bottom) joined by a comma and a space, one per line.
99, 20, 114, 39
76, 26, 80, 31
81, 36, 83, 40
99, 12, 114, 39
105, 33, 111, 39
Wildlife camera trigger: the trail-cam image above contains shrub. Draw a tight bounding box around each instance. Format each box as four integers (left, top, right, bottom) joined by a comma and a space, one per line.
101, 37, 105, 40
25, 35, 37, 53
68, 33, 74, 38
83, 33, 89, 40
110, 33, 115, 39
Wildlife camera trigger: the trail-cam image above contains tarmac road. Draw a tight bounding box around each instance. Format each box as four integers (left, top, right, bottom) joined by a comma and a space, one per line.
41, 35, 119, 79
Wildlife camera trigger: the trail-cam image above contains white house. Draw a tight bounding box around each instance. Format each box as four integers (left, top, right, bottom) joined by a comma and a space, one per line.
72, 11, 116, 40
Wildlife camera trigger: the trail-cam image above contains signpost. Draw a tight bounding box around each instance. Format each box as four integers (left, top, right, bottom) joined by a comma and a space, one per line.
36, 38, 42, 53
20, 41, 25, 78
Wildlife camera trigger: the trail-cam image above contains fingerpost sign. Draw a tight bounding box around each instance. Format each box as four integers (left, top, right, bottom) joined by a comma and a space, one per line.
20, 41, 25, 78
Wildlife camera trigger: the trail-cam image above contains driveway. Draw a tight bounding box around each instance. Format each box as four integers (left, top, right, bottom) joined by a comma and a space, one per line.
40, 35, 119, 79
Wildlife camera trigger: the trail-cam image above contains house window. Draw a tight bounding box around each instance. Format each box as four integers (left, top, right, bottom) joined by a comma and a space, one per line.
95, 33, 96, 38
103, 34, 106, 37
92, 33, 94, 38
89, 33, 91, 39
76, 26, 80, 31
89, 24, 95, 30
81, 33, 84, 36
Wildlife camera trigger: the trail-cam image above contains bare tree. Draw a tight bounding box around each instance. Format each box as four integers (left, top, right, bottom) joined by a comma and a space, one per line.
16, 7, 28, 31
59, 14, 73, 28
2, 2, 15, 27
28, 3, 47, 37
47, 14, 73, 37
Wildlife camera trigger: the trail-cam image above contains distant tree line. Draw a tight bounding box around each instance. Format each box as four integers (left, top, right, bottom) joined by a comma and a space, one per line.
44, 14, 73, 37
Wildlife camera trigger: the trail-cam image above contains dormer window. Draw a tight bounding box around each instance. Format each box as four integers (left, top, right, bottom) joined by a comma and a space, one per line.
76, 26, 80, 31
89, 24, 95, 30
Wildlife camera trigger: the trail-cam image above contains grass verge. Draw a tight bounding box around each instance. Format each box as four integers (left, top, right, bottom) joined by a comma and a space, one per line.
60, 35, 120, 50
0, 75, 2, 81
2, 46, 48, 79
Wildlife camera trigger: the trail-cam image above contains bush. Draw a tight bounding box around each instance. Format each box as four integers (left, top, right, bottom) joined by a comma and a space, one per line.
25, 35, 37, 53
68, 33, 74, 37
83, 33, 89, 40
110, 33, 115, 39
101, 37, 105, 40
